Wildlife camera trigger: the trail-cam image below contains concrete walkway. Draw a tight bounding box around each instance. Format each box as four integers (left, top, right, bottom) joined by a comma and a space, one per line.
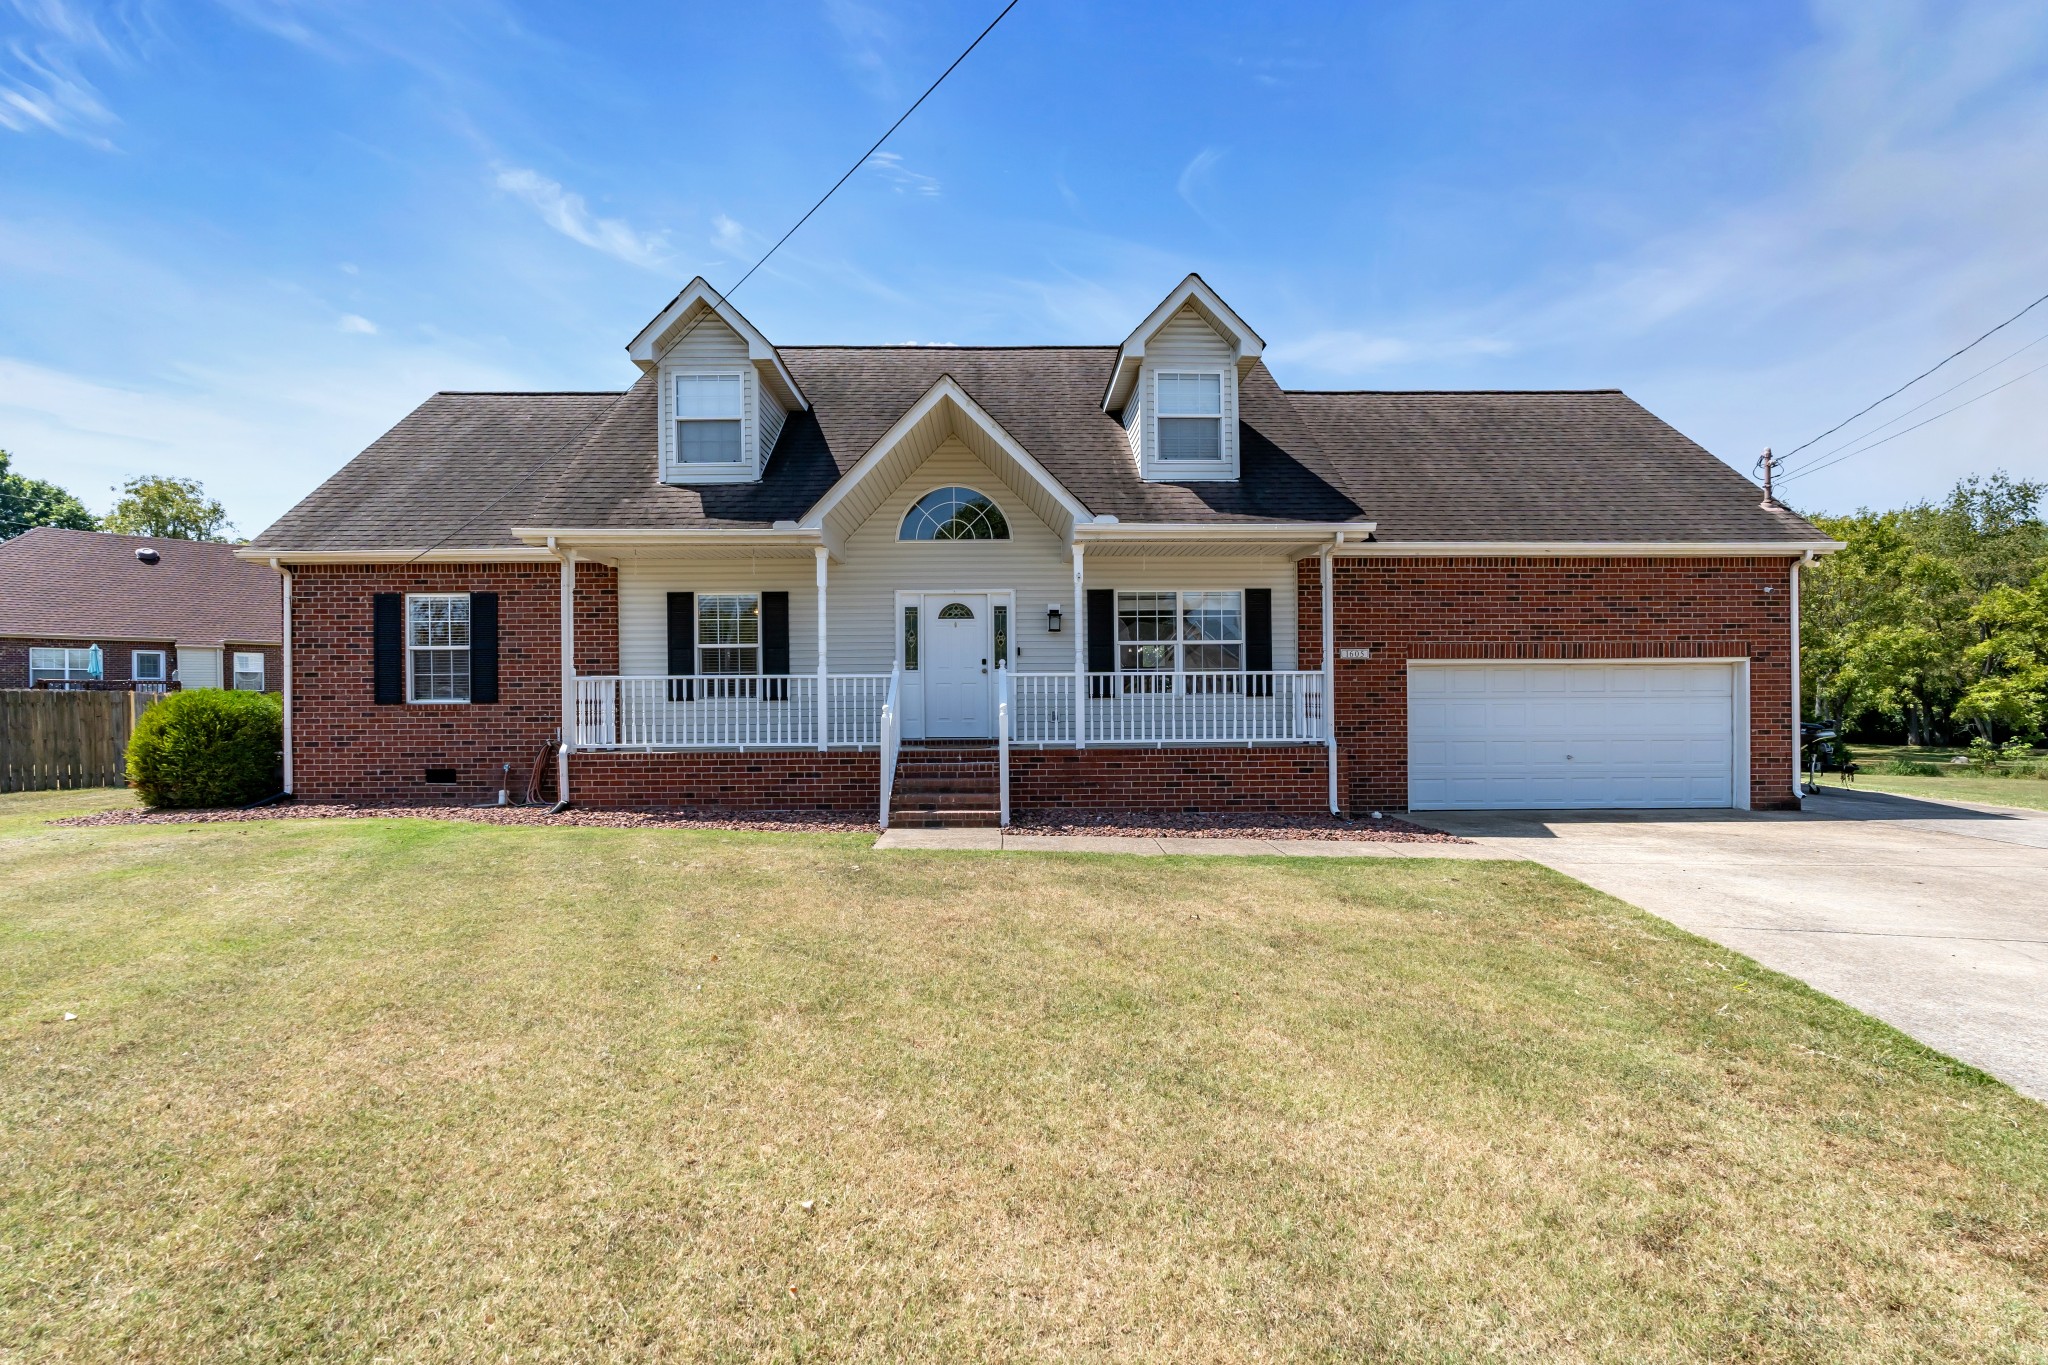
1409, 790, 2048, 1102
871, 828, 1504, 858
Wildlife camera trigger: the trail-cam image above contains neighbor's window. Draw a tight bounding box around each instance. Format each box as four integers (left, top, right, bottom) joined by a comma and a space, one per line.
697, 594, 760, 675
1117, 590, 1242, 684
233, 652, 265, 691
132, 650, 167, 684
899, 486, 1010, 541
407, 594, 471, 703
1155, 372, 1223, 462
28, 646, 94, 685
674, 373, 745, 465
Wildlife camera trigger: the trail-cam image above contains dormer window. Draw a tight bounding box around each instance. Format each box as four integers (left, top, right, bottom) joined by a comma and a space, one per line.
674, 373, 745, 466
1156, 372, 1223, 462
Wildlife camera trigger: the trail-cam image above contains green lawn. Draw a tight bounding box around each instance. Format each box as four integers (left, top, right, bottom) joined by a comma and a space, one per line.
2, 789, 2045, 1362
1825, 743, 2048, 813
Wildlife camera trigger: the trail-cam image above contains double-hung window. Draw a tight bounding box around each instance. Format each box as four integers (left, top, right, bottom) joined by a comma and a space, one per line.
697, 594, 760, 676
674, 373, 745, 467
28, 646, 94, 686
233, 652, 265, 691
1155, 372, 1223, 463
132, 650, 167, 686
407, 594, 471, 702
1116, 590, 1243, 693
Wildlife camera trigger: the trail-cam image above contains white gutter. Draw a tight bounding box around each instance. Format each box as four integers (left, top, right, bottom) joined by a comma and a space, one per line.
1073, 520, 1376, 541
233, 547, 556, 564
512, 526, 824, 546
271, 558, 292, 796
1335, 539, 1845, 557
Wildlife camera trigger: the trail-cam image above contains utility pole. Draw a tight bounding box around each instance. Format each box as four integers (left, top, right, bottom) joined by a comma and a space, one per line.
1756, 447, 1780, 509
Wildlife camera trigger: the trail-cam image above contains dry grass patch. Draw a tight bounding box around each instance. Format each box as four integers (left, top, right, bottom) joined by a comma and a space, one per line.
1, 787, 2044, 1362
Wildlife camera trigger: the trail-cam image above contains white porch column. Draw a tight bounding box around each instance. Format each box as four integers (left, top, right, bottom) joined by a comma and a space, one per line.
1321, 544, 1337, 814
557, 543, 575, 801
815, 546, 829, 751
1072, 542, 1087, 748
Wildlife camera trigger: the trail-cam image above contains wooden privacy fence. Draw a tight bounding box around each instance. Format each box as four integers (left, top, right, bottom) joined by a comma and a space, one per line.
0, 688, 157, 793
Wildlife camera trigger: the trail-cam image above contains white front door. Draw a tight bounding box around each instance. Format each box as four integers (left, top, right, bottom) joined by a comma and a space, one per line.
923, 594, 991, 738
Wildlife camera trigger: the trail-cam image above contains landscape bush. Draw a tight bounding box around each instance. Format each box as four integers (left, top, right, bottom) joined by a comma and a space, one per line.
126, 688, 283, 809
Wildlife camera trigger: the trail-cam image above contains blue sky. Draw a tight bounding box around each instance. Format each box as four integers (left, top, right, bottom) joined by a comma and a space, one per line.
3, 0, 2046, 535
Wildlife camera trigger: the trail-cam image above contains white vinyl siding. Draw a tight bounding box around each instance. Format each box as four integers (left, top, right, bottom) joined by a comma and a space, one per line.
1407, 662, 1740, 810
176, 646, 222, 690
1138, 306, 1238, 480
616, 439, 1297, 703
655, 312, 789, 483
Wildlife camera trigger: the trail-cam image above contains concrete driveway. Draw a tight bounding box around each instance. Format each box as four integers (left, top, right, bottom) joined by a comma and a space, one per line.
1410, 789, 2048, 1102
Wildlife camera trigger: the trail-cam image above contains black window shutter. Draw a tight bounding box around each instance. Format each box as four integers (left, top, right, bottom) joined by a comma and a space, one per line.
666, 592, 695, 701
1244, 589, 1273, 671
1086, 589, 1115, 673
470, 592, 499, 703
762, 592, 790, 673
372, 593, 403, 704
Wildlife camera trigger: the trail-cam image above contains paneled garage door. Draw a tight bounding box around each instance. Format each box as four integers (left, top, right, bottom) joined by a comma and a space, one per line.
1408, 662, 1738, 810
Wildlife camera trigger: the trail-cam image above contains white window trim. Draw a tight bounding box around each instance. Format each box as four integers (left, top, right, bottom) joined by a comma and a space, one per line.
232, 651, 266, 691
405, 592, 472, 704
895, 485, 1013, 543
1113, 588, 1247, 691
28, 646, 96, 684
132, 649, 167, 683
1142, 366, 1236, 482
695, 591, 764, 677
662, 367, 757, 485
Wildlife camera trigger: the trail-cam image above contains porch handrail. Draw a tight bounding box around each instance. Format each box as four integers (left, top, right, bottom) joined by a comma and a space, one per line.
878, 666, 901, 831
996, 667, 1011, 828
572, 673, 891, 750
1010, 669, 1325, 746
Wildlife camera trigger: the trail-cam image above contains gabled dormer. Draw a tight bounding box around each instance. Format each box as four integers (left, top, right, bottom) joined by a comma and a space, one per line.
1101, 274, 1265, 483
627, 278, 809, 485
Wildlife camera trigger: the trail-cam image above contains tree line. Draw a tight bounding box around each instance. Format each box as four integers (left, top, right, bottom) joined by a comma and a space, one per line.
0, 449, 234, 542
1802, 472, 2048, 746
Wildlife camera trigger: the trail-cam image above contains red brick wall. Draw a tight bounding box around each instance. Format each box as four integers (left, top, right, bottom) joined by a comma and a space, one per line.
1296, 555, 1801, 812
287, 561, 618, 804
1009, 746, 1327, 814
570, 750, 880, 812
0, 637, 280, 691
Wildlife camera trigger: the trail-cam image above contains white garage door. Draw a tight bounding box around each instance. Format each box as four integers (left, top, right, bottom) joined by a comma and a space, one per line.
1408, 662, 1737, 810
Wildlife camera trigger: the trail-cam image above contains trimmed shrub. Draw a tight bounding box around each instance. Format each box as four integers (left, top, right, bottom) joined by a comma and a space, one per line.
127, 689, 283, 809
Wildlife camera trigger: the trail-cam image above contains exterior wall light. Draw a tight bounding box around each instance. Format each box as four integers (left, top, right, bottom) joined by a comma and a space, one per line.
1046, 604, 1063, 633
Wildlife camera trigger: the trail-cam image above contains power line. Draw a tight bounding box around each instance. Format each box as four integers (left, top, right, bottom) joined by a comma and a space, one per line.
1778, 356, 2048, 487
1779, 325, 2048, 474
1778, 286, 2048, 465
721, 0, 1021, 301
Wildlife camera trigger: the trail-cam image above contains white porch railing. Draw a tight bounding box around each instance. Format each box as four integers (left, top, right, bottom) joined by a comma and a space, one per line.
573, 674, 891, 750
1010, 670, 1326, 746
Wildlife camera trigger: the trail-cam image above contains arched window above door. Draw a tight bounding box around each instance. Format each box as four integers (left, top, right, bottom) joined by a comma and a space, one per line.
899, 487, 1010, 542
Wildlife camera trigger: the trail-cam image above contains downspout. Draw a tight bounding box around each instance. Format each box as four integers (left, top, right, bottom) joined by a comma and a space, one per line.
1321, 539, 1337, 814
271, 558, 293, 797
553, 537, 575, 812
1791, 551, 1811, 808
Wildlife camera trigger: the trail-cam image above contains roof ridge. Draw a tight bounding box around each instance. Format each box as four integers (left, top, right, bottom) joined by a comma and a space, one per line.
1286, 388, 1627, 396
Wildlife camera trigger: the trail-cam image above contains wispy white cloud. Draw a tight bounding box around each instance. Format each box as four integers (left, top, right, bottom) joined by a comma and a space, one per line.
337, 313, 377, 334
822, 0, 897, 99
0, 0, 129, 146
865, 150, 939, 196
492, 166, 668, 270
1176, 146, 1227, 232
710, 213, 748, 254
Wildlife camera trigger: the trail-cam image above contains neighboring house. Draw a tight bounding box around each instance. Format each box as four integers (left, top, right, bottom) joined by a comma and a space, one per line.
0, 529, 283, 694
244, 275, 1836, 822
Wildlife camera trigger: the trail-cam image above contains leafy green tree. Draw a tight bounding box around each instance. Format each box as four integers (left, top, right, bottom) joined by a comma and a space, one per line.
1954, 568, 2048, 740
102, 474, 233, 541
0, 448, 98, 540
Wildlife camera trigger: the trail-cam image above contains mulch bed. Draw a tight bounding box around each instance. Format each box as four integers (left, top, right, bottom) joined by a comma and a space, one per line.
1009, 811, 1466, 842
52, 804, 878, 834
52, 804, 1465, 843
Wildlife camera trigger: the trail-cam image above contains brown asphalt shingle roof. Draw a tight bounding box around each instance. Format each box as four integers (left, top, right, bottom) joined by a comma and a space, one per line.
0, 529, 282, 644
248, 348, 1825, 552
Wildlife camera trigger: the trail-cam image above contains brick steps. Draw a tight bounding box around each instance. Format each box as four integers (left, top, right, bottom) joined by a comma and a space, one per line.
890, 742, 1000, 828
